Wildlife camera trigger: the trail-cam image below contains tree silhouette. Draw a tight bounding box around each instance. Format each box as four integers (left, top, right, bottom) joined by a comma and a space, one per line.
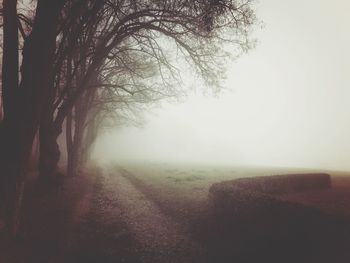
0, 0, 255, 236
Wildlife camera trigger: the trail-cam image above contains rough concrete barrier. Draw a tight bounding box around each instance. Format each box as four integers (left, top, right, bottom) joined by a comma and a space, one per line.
208, 173, 331, 217
205, 173, 350, 262
210, 173, 331, 197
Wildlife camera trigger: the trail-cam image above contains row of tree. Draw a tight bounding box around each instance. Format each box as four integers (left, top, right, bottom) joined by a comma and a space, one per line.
0, 0, 255, 236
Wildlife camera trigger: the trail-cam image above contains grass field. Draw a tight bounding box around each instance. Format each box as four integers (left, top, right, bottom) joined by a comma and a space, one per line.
115, 160, 350, 218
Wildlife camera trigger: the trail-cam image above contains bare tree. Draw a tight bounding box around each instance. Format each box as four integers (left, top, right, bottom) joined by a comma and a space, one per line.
38, 0, 255, 177
65, 46, 171, 176
0, 0, 255, 236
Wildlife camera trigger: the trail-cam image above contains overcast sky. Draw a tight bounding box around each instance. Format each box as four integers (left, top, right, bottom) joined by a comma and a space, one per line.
93, 0, 350, 171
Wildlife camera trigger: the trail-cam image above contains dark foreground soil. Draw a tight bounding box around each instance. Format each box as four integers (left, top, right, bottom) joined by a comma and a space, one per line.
0, 168, 142, 263
0, 165, 350, 263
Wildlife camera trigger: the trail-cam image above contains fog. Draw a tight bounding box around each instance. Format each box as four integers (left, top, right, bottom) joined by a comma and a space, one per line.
93, 0, 350, 171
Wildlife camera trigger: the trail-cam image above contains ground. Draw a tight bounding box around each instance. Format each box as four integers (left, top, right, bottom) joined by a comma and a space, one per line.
1, 162, 350, 262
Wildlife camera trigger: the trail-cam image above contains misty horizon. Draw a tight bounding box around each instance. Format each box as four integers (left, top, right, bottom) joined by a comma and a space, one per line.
93, 0, 350, 171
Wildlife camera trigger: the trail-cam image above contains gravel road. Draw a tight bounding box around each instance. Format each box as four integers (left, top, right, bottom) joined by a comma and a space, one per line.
61, 167, 208, 263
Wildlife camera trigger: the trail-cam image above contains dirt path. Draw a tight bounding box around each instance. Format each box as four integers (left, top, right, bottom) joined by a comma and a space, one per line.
1, 167, 208, 263
58, 170, 142, 263
104, 168, 207, 263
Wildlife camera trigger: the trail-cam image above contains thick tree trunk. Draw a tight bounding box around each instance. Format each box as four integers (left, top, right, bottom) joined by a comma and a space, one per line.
38, 114, 61, 178
0, 0, 66, 236
1, 0, 19, 119
0, 0, 20, 236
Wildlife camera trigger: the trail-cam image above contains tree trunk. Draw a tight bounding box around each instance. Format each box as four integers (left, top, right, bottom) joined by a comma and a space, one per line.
67, 103, 85, 177
28, 132, 40, 172
1, 0, 19, 119
0, 0, 65, 236
38, 113, 61, 178
66, 109, 75, 176
0, 0, 20, 237
81, 113, 99, 166
67, 141, 80, 177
